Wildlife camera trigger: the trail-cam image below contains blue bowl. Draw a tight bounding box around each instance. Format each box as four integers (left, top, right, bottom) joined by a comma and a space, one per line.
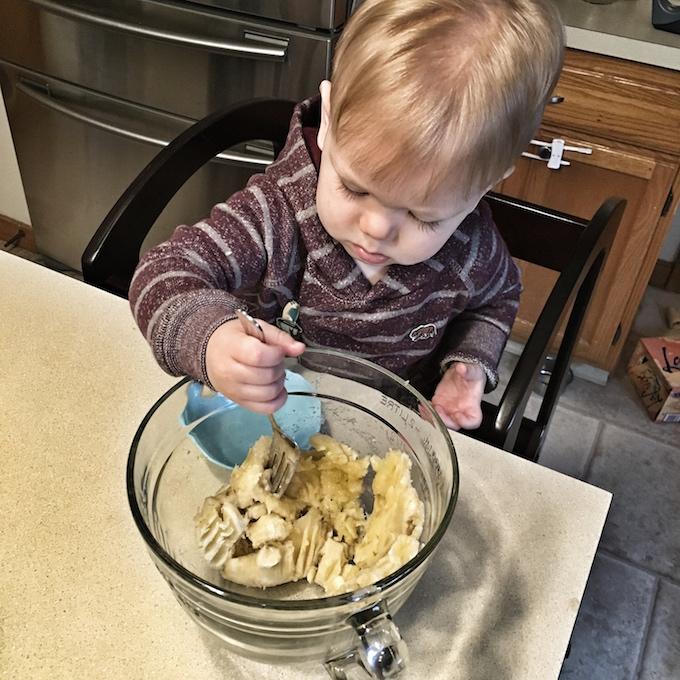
179, 372, 321, 469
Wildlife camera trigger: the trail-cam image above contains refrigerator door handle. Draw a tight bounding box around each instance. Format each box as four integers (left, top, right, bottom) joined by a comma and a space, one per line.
15, 79, 274, 167
27, 0, 288, 61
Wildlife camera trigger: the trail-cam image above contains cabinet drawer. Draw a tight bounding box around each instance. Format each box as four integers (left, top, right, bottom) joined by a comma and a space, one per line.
544, 49, 680, 156
499, 127, 677, 371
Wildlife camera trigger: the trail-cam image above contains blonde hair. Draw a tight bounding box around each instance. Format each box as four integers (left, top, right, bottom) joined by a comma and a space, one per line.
330, 0, 564, 199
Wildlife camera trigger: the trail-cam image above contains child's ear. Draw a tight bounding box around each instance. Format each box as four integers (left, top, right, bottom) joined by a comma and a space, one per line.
317, 80, 332, 151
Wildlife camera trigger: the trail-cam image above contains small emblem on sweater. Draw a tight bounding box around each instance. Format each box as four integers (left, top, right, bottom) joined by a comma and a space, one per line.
276, 300, 304, 340
409, 323, 437, 342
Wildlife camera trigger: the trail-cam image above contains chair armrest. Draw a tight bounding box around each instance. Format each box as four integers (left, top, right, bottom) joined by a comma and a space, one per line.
490, 197, 626, 456
81, 98, 296, 296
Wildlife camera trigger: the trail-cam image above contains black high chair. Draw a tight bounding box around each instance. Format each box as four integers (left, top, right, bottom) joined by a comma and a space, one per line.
82, 98, 626, 463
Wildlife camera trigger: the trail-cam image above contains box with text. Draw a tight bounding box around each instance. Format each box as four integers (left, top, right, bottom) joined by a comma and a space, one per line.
628, 337, 680, 423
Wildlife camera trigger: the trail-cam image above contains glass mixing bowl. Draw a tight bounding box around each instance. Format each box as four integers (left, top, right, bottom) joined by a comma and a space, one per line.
128, 348, 459, 679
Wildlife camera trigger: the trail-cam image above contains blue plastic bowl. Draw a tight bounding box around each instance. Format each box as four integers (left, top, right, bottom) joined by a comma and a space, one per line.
179, 372, 321, 469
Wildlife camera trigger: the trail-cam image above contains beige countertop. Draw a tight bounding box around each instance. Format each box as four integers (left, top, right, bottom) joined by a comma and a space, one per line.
0, 251, 612, 680
554, 0, 680, 70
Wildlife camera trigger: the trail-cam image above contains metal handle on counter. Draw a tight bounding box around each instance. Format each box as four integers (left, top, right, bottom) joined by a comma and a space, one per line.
27, 0, 288, 61
15, 80, 274, 168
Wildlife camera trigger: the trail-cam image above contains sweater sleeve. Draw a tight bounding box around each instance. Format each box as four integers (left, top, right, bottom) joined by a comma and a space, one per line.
438, 203, 521, 391
128, 174, 297, 387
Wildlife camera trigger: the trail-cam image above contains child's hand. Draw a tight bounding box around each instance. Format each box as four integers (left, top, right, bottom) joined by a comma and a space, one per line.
205, 318, 305, 413
431, 362, 485, 431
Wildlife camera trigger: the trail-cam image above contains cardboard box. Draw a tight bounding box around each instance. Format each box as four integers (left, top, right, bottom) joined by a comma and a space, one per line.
628, 337, 680, 423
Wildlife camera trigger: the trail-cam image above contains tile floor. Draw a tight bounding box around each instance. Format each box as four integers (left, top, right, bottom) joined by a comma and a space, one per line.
3, 237, 679, 679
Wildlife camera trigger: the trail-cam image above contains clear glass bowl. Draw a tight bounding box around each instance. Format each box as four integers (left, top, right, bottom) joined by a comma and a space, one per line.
128, 349, 459, 679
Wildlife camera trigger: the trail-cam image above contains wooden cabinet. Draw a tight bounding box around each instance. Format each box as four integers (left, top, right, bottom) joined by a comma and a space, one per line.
496, 49, 680, 374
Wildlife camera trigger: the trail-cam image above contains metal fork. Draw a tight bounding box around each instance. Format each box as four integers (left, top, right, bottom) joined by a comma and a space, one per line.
235, 309, 301, 496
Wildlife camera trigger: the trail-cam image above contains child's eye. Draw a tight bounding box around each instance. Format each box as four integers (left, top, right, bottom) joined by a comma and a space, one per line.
339, 182, 367, 200
411, 213, 442, 231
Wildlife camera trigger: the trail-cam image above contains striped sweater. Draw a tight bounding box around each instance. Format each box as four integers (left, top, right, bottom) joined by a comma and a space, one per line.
129, 97, 521, 396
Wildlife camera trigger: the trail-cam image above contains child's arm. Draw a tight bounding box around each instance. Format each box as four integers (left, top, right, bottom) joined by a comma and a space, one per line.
432, 205, 521, 428
128, 174, 300, 395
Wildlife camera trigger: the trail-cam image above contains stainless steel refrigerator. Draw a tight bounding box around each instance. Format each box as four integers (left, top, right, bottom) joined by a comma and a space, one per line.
0, 0, 352, 271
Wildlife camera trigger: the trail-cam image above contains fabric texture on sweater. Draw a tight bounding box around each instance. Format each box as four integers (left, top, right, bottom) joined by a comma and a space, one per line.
129, 96, 521, 396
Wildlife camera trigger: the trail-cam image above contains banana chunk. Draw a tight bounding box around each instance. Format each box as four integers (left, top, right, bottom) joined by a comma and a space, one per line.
195, 435, 424, 595
353, 451, 424, 569
195, 495, 247, 569
222, 541, 296, 588
247, 513, 291, 549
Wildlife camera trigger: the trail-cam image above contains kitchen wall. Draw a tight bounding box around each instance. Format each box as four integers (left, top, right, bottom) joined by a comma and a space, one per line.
0, 88, 679, 261
0, 88, 30, 224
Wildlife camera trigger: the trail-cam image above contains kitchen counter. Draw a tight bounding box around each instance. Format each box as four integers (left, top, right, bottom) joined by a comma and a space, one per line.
0, 251, 612, 680
554, 0, 680, 70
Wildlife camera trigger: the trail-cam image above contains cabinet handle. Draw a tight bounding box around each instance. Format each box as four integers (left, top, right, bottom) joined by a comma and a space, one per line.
548, 95, 565, 105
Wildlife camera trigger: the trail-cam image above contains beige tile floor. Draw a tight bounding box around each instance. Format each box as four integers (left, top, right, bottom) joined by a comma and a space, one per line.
3, 237, 679, 679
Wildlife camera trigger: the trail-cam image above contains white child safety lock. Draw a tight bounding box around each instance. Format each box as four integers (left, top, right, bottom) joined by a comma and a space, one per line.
521, 138, 593, 171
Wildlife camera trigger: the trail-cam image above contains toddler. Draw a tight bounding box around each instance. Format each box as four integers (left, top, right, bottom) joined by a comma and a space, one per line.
129, 0, 564, 430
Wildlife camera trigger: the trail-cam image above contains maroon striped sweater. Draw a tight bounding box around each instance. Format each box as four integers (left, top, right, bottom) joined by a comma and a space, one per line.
129, 97, 520, 396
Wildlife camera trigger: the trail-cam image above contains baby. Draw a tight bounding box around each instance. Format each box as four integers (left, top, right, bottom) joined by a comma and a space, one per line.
129, 0, 564, 430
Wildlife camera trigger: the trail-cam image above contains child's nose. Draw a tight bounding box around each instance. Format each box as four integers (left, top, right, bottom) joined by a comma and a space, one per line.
360, 206, 401, 242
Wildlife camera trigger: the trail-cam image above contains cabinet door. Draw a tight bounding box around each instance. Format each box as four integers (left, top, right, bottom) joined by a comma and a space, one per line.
497, 128, 677, 372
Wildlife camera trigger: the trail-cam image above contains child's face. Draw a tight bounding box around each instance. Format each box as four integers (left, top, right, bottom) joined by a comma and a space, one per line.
316, 136, 487, 271
315, 81, 487, 273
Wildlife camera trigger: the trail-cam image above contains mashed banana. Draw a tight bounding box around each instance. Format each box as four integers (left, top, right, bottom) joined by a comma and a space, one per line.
194, 434, 424, 596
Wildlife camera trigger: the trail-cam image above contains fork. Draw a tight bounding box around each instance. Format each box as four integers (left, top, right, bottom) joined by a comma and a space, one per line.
235, 309, 301, 496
